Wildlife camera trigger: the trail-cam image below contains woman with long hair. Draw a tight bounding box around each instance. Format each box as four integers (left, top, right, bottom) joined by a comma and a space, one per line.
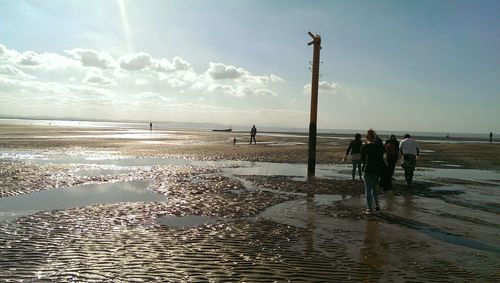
361, 129, 385, 214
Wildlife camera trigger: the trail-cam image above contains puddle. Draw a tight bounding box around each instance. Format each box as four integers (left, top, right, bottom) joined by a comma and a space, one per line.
0, 180, 163, 219
156, 215, 224, 229
224, 163, 348, 180
70, 166, 138, 177
416, 168, 500, 182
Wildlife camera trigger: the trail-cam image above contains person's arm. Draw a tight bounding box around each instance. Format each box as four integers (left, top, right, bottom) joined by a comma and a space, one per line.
343, 142, 353, 162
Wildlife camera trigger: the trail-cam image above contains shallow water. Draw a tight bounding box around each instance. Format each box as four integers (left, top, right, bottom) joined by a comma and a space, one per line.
157, 215, 224, 229
1, 149, 500, 281
4, 148, 500, 185
0, 180, 163, 219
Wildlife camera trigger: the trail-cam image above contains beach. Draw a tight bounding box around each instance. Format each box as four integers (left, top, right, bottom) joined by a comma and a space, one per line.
1, 123, 499, 282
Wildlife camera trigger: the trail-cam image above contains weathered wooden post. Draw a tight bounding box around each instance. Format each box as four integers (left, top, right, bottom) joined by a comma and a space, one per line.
307, 31, 321, 179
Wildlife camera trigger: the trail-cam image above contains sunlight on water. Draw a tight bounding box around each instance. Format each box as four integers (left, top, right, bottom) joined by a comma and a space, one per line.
0, 180, 163, 219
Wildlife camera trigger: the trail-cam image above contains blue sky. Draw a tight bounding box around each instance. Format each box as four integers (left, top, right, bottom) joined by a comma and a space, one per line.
0, 0, 498, 133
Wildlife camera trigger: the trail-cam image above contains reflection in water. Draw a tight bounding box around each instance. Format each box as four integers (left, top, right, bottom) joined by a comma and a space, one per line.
360, 220, 385, 279
385, 191, 396, 211
0, 180, 163, 219
305, 193, 316, 258
403, 193, 415, 217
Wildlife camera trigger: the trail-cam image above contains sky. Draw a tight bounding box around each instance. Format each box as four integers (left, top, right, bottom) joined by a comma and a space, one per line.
0, 0, 498, 133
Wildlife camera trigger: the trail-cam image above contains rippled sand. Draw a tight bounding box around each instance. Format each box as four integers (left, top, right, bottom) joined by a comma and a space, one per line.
1, 125, 499, 281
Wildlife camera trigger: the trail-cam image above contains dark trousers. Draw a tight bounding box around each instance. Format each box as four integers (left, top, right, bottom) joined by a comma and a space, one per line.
386, 155, 398, 177
250, 135, 256, 144
402, 154, 416, 184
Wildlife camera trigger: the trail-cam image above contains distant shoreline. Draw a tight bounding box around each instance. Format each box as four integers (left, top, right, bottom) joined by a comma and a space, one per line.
0, 117, 495, 142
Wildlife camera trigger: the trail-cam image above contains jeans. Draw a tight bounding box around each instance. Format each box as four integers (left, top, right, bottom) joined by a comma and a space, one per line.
364, 173, 379, 210
352, 159, 362, 179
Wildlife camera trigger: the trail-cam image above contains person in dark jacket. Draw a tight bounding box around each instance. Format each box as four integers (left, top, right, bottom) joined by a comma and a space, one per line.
342, 133, 363, 180
384, 135, 399, 178
361, 128, 385, 215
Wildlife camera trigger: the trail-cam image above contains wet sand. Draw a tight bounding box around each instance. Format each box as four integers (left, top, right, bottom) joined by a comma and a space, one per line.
1, 124, 499, 282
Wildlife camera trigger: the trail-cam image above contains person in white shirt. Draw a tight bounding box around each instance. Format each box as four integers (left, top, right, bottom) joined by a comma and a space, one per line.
399, 134, 420, 185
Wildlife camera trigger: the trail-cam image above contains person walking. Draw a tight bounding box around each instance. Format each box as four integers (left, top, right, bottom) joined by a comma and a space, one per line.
342, 133, 363, 180
384, 135, 399, 178
490, 132, 493, 143
361, 129, 385, 215
250, 125, 257, 145
399, 134, 420, 185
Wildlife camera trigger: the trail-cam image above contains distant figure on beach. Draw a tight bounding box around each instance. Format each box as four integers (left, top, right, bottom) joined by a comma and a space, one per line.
361, 129, 385, 215
384, 135, 399, 178
399, 134, 420, 185
250, 125, 257, 145
233, 137, 237, 146
343, 133, 363, 180
490, 132, 493, 143
150, 122, 152, 131
446, 134, 450, 139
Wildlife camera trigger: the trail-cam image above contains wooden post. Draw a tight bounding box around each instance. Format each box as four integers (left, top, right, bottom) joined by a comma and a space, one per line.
307, 31, 321, 179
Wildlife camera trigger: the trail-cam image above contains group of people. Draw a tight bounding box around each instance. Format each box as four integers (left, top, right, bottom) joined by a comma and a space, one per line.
343, 129, 420, 215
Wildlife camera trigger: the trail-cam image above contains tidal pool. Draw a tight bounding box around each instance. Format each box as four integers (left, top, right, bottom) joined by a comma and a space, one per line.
0, 180, 163, 219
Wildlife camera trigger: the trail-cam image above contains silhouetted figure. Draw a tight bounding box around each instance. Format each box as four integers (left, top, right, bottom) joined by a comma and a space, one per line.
343, 133, 363, 180
384, 135, 399, 178
233, 137, 237, 146
250, 125, 257, 145
361, 129, 385, 215
490, 132, 493, 143
399, 134, 420, 185
446, 134, 450, 139
150, 122, 152, 131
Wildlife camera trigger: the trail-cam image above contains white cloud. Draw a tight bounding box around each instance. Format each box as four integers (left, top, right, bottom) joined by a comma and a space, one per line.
17, 51, 41, 66
0, 65, 36, 80
207, 83, 234, 93
255, 88, 278, 97
119, 52, 152, 71
65, 48, 115, 68
303, 80, 337, 94
135, 91, 171, 103
152, 56, 191, 73
135, 78, 148, 85
83, 71, 115, 86
206, 62, 246, 80
0, 76, 115, 101
0, 44, 20, 61
0, 44, 6, 56
270, 74, 285, 83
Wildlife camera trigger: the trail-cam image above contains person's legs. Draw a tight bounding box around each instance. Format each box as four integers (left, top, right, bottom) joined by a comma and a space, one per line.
387, 156, 397, 177
407, 155, 416, 183
351, 160, 357, 180
357, 161, 362, 179
403, 154, 416, 184
364, 173, 378, 212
